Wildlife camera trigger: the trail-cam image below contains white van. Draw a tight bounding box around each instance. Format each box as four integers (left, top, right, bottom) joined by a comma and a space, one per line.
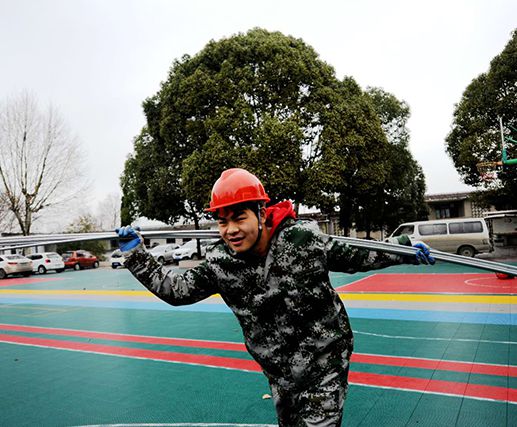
388, 218, 492, 257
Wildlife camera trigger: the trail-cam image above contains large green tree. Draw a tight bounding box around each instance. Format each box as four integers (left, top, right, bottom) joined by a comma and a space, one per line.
357, 87, 427, 235
446, 29, 517, 208
122, 29, 391, 231
301, 79, 391, 235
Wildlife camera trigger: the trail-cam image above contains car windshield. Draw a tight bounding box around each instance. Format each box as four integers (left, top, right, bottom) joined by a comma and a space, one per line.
5, 255, 24, 260
391, 225, 414, 237
62, 252, 72, 260
149, 246, 165, 253
47, 253, 61, 259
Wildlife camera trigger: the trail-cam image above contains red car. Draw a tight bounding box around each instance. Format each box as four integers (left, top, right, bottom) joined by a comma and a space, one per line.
62, 250, 99, 270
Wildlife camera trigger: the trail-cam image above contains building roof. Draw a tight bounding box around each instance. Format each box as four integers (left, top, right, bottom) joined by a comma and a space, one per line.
424, 191, 473, 203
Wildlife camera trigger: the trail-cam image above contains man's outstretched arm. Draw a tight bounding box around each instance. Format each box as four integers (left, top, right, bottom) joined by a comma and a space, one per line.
117, 226, 218, 306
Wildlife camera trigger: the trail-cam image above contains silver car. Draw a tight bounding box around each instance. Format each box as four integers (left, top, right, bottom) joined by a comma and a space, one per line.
172, 239, 218, 262
149, 244, 180, 264
0, 254, 33, 279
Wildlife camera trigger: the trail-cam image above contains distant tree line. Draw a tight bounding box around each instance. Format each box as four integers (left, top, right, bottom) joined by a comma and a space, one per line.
121, 28, 427, 237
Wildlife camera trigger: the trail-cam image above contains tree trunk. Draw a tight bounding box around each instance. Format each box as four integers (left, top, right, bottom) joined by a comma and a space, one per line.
193, 213, 201, 257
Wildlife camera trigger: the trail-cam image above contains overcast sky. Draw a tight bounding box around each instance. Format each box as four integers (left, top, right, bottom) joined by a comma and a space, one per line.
1, 0, 516, 221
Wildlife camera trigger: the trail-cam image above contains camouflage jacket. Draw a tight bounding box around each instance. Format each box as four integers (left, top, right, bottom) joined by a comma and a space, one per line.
125, 219, 403, 390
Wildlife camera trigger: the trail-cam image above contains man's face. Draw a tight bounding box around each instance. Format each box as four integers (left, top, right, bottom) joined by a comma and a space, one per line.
217, 207, 261, 253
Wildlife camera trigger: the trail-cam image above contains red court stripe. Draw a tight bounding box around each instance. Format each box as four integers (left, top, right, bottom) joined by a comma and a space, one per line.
1, 332, 515, 403
336, 273, 517, 294
0, 333, 260, 372
352, 353, 517, 377
1, 323, 514, 377
349, 371, 516, 403
0, 323, 246, 352
0, 277, 64, 287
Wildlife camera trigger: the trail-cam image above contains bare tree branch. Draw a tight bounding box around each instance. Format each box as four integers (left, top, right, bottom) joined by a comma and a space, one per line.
95, 192, 121, 231
0, 91, 86, 235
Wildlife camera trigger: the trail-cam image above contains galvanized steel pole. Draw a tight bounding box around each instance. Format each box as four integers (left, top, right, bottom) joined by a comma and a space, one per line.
1, 231, 516, 276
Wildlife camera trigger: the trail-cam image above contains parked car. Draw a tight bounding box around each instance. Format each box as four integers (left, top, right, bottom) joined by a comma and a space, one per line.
149, 243, 180, 264
0, 254, 33, 279
27, 252, 65, 274
172, 239, 218, 262
62, 250, 99, 270
387, 218, 492, 257
110, 249, 126, 269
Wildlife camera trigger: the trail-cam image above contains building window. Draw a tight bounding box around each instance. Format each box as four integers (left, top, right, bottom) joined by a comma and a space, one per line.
435, 207, 450, 219
434, 202, 461, 219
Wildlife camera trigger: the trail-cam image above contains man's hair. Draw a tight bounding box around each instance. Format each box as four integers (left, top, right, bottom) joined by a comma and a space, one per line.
212, 201, 265, 220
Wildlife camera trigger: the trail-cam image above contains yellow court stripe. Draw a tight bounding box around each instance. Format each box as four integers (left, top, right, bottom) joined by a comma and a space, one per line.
2, 289, 515, 304
0, 289, 154, 297
339, 293, 517, 304
0, 289, 223, 299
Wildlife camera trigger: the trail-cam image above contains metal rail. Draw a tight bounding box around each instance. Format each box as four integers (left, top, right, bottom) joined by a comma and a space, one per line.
0, 230, 219, 246
1, 230, 516, 276
332, 235, 517, 276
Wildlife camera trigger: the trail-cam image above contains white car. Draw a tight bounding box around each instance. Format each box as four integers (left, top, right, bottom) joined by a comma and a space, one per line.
149, 243, 180, 264
0, 254, 33, 279
110, 249, 126, 269
172, 239, 218, 262
27, 252, 65, 274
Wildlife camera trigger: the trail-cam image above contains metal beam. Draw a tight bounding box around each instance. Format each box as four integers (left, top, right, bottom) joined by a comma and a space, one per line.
1, 230, 516, 276
332, 235, 517, 276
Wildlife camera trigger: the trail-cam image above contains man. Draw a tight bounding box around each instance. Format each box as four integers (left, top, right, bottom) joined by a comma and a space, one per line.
118, 168, 434, 426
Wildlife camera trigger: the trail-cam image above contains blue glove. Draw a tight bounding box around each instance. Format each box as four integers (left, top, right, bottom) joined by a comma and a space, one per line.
115, 226, 143, 254
413, 242, 435, 265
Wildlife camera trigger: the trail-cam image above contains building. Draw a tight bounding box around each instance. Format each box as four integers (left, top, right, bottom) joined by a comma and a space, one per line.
424, 192, 488, 220
424, 192, 516, 253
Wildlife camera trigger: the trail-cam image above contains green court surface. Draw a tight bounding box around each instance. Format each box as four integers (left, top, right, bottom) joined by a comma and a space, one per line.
1, 261, 516, 426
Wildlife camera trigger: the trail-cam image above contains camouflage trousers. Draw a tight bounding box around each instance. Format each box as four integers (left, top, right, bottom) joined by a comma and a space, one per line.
269, 367, 349, 427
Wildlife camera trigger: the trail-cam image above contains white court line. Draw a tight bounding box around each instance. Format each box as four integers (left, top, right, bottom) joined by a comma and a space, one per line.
464, 276, 515, 289
0, 340, 261, 374
357, 351, 516, 368
353, 330, 517, 345
354, 383, 513, 405
335, 274, 377, 289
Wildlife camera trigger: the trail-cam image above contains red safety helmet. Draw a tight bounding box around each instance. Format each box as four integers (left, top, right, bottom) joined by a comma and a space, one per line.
205, 168, 270, 212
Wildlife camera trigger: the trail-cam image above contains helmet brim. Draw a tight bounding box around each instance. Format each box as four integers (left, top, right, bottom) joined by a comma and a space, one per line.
205, 196, 271, 212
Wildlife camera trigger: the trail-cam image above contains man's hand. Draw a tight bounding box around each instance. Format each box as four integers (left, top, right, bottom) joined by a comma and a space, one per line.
116, 226, 143, 255
413, 242, 435, 265
388, 235, 435, 265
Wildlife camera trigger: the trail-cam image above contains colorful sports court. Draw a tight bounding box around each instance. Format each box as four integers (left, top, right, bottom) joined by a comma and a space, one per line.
1, 260, 517, 426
